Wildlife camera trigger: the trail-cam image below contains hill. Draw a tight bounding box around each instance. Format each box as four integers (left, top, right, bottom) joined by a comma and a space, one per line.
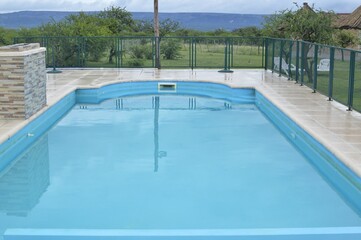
0, 11, 266, 31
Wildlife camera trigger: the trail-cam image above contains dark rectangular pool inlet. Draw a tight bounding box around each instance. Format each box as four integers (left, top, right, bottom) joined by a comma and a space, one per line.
158, 83, 177, 92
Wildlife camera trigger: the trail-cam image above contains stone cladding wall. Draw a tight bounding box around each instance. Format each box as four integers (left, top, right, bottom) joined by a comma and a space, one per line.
0, 43, 46, 119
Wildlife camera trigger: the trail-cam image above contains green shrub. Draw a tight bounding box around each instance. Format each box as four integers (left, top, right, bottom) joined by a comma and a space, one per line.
161, 39, 182, 60
129, 45, 153, 60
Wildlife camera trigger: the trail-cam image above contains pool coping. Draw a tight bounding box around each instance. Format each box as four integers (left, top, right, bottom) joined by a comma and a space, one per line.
0, 68, 361, 179
4, 227, 361, 239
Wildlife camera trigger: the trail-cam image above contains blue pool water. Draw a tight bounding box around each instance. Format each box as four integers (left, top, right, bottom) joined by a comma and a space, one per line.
0, 82, 361, 239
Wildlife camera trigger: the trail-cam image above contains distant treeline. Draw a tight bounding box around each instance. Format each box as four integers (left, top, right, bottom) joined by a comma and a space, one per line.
0, 6, 263, 46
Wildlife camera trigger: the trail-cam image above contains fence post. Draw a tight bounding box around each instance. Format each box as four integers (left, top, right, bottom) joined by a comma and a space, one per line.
328, 47, 335, 101
347, 51, 356, 111
151, 37, 155, 68
47, 39, 62, 74
278, 40, 283, 76
312, 44, 318, 93
194, 39, 197, 68
271, 40, 275, 73
264, 38, 268, 70
300, 42, 305, 86
219, 37, 233, 73
295, 41, 300, 83
189, 37, 192, 69
83, 37, 87, 67
120, 38, 123, 68
288, 41, 292, 80
230, 38, 234, 68
191, 37, 196, 70
45, 37, 49, 68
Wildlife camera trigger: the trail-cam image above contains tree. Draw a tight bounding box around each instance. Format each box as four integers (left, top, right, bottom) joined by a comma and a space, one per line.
161, 39, 182, 60
98, 6, 135, 63
334, 30, 358, 61
0, 27, 19, 46
39, 13, 111, 66
262, 3, 335, 44
135, 18, 181, 36
98, 6, 135, 34
334, 30, 358, 48
159, 19, 180, 36
232, 27, 262, 37
263, 3, 336, 81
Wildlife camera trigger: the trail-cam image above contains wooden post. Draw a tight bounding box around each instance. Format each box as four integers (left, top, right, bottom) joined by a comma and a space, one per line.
154, 0, 161, 68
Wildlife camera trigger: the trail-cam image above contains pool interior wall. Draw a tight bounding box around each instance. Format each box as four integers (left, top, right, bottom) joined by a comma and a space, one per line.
1, 81, 361, 240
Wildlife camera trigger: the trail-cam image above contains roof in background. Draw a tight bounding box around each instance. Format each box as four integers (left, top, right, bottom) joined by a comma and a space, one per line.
338, 5, 361, 29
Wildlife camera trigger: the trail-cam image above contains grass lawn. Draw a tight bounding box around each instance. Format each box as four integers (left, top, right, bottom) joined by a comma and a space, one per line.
279, 59, 361, 112
83, 43, 264, 69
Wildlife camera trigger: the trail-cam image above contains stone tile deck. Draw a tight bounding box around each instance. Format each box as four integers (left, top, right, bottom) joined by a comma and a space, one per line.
1, 68, 361, 177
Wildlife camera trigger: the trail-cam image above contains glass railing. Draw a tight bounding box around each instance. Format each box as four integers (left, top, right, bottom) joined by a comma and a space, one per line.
13, 36, 361, 112
13, 36, 265, 70
264, 38, 361, 111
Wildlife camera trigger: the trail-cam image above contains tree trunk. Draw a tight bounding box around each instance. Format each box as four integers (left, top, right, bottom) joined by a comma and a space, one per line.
302, 44, 313, 83
154, 0, 161, 68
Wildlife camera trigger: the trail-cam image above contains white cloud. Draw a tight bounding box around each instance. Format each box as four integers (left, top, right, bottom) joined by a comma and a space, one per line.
0, 0, 115, 12
0, 0, 359, 14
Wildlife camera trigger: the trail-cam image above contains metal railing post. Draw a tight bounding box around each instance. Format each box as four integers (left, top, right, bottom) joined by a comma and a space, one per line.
328, 47, 335, 101
300, 42, 305, 86
230, 38, 234, 67
47, 39, 62, 74
151, 37, 155, 68
279, 40, 283, 76
82, 36, 86, 67
194, 39, 197, 68
189, 38, 192, 69
264, 38, 268, 70
288, 41, 292, 80
120, 38, 123, 68
295, 41, 300, 83
347, 51, 356, 111
219, 37, 233, 73
271, 40, 275, 73
312, 44, 318, 93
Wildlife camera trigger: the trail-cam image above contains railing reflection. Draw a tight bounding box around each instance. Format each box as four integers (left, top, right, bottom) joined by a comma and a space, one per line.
111, 95, 233, 172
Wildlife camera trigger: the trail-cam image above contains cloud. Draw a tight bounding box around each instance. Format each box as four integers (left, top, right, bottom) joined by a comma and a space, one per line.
0, 0, 115, 12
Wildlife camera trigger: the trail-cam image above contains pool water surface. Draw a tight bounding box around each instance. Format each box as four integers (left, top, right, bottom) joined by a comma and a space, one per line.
1, 94, 361, 234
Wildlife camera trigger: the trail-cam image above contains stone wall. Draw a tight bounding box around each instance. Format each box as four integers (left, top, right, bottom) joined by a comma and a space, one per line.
0, 43, 46, 119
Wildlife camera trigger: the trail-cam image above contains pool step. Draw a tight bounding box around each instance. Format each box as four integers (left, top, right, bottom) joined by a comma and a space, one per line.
4, 228, 361, 240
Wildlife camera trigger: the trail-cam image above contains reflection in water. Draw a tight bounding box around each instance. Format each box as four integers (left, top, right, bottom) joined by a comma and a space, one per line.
0, 135, 50, 216
114, 96, 234, 172
153, 96, 159, 172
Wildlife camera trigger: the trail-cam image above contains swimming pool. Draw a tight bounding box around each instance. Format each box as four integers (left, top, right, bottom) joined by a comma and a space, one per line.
1, 81, 361, 240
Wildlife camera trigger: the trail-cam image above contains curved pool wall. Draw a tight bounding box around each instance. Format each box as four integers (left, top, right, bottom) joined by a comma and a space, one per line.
1, 81, 361, 240
75, 81, 255, 104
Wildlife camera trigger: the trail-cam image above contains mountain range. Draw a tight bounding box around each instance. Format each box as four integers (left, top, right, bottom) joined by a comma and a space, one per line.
0, 11, 267, 31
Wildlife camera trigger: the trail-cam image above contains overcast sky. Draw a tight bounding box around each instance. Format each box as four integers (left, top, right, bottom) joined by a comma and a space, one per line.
0, 0, 360, 14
